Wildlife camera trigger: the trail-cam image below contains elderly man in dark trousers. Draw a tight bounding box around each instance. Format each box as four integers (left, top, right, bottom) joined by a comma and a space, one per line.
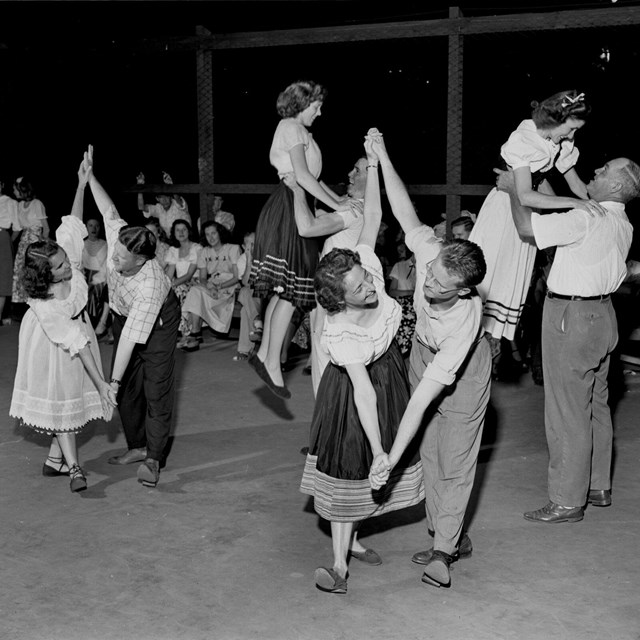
498, 157, 640, 522
85, 147, 180, 488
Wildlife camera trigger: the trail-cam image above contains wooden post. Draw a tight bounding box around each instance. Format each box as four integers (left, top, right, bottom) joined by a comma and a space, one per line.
445, 6, 463, 239
196, 25, 215, 226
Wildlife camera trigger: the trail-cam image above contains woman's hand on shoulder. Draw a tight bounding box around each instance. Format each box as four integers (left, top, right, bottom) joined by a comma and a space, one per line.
573, 198, 607, 217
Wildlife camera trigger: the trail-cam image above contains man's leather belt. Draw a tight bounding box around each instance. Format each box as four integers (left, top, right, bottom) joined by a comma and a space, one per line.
547, 291, 610, 302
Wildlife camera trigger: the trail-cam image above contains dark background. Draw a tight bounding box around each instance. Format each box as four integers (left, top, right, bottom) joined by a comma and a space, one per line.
1, 0, 640, 255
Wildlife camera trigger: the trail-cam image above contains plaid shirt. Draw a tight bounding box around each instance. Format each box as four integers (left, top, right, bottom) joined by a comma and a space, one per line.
104, 205, 171, 344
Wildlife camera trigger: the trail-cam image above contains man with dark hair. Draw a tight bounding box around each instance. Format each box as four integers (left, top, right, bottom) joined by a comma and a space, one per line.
367, 132, 491, 590
498, 157, 640, 522
86, 147, 180, 488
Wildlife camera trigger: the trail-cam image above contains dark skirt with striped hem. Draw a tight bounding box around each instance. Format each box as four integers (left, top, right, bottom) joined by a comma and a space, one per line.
249, 181, 319, 311
300, 340, 425, 522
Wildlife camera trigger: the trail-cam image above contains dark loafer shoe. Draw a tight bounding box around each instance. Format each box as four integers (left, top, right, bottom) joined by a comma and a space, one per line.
137, 458, 160, 487
523, 501, 584, 523
314, 567, 347, 594
350, 548, 382, 565
421, 550, 454, 589
108, 447, 147, 465
587, 489, 611, 507
412, 532, 472, 565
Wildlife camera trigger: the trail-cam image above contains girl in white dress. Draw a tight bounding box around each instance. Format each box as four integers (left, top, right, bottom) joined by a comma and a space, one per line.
10, 158, 116, 492
469, 90, 604, 346
299, 133, 424, 595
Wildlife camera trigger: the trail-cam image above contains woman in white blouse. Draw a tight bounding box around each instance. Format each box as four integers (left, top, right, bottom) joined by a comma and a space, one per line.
298, 132, 424, 595
181, 220, 241, 351
164, 219, 200, 346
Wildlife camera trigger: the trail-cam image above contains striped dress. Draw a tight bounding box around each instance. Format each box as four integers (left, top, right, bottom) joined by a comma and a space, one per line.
249, 118, 322, 310
300, 245, 425, 522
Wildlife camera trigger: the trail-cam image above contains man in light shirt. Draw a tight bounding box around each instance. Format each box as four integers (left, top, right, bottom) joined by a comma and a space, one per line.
368, 133, 491, 590
89, 152, 181, 488
497, 157, 640, 523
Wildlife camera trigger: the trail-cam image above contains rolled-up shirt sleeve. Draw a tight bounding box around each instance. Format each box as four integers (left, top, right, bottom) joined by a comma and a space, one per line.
531, 209, 588, 250
423, 321, 478, 386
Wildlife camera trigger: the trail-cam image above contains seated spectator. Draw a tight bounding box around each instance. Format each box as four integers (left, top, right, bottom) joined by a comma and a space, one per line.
181, 221, 241, 352
164, 219, 201, 347
234, 231, 263, 361
137, 171, 190, 238
388, 237, 417, 356
144, 217, 171, 269
82, 216, 110, 337
451, 216, 475, 240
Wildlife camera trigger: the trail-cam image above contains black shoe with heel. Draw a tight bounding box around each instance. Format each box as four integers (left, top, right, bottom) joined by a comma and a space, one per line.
69, 464, 87, 492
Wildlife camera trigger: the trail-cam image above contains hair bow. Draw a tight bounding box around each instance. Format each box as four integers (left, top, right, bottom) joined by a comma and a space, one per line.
561, 92, 585, 108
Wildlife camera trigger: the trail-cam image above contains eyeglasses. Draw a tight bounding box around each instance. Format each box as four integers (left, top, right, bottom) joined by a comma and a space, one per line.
424, 260, 460, 295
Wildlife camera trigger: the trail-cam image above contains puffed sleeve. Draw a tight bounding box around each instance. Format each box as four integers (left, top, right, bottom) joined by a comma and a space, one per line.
31, 199, 47, 220
55, 216, 87, 270
279, 120, 308, 152
228, 244, 242, 264
501, 128, 549, 171
554, 140, 580, 174
197, 247, 208, 270
164, 247, 178, 265
29, 299, 90, 357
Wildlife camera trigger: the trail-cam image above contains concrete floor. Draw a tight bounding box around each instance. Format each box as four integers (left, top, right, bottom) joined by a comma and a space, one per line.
1, 323, 639, 640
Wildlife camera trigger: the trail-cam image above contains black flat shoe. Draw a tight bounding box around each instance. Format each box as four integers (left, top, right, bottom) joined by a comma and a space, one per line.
252, 356, 291, 399
42, 456, 70, 477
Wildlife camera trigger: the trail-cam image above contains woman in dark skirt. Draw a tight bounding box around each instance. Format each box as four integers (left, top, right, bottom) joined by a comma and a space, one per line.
249, 80, 346, 399
300, 132, 424, 594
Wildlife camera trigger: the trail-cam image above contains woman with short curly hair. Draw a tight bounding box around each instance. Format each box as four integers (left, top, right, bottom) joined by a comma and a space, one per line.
299, 133, 424, 595
249, 79, 347, 398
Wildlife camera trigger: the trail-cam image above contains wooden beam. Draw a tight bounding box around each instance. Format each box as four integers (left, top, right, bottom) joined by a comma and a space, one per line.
150, 6, 640, 52
125, 183, 493, 197
445, 6, 463, 237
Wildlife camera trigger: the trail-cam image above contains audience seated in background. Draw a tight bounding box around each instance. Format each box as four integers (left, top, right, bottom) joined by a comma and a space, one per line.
181, 221, 241, 352
12, 176, 49, 306
388, 235, 417, 356
451, 216, 475, 240
82, 216, 110, 338
164, 219, 201, 348
137, 171, 190, 238
0, 177, 20, 324
144, 217, 171, 269
234, 230, 263, 361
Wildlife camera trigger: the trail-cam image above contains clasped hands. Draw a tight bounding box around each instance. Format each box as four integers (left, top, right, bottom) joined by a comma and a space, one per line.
369, 452, 392, 490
